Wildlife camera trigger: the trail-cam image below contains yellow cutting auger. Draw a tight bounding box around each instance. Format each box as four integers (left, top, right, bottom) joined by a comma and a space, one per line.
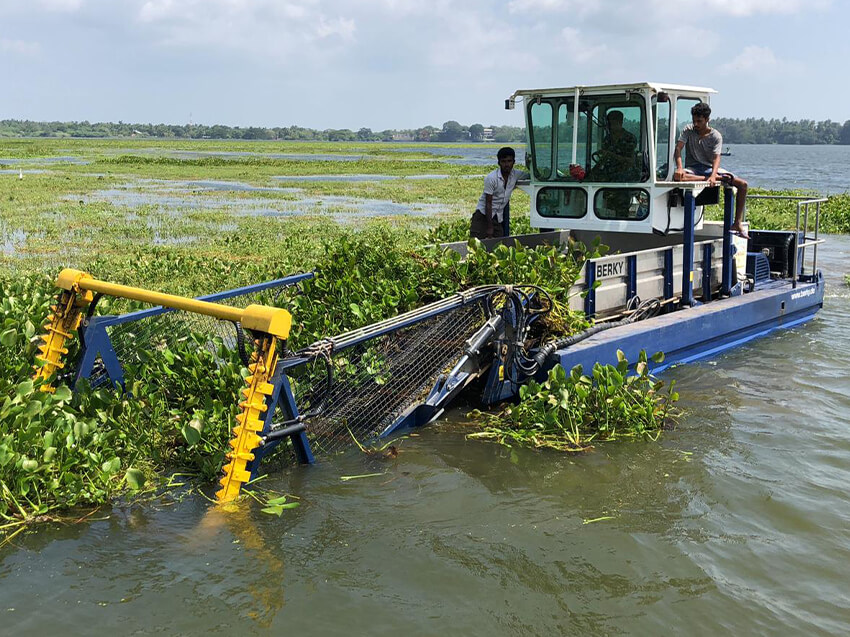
32, 268, 297, 503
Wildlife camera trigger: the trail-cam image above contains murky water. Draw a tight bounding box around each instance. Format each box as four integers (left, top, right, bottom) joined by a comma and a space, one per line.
0, 156, 90, 166
3, 237, 848, 635
76, 179, 452, 222
0, 226, 27, 255
271, 173, 482, 182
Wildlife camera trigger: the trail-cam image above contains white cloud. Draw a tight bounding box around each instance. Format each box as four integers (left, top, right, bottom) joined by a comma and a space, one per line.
558, 27, 608, 64
718, 44, 802, 76
650, 0, 831, 18
700, 0, 830, 16
137, 0, 356, 60
0, 38, 40, 55
315, 15, 355, 40
508, 0, 586, 12
427, 8, 538, 73
719, 45, 776, 73
33, 0, 84, 11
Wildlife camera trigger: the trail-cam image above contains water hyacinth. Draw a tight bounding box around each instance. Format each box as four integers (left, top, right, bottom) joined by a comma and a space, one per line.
0, 224, 595, 524
0, 137, 832, 526
467, 350, 679, 452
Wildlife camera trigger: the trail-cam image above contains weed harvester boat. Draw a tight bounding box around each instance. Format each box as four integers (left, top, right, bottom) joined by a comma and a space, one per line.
33, 83, 825, 502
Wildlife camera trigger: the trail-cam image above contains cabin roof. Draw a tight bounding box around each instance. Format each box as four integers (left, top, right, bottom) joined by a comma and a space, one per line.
509, 82, 716, 99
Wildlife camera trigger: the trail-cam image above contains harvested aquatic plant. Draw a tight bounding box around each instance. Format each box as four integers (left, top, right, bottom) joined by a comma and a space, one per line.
467, 350, 679, 451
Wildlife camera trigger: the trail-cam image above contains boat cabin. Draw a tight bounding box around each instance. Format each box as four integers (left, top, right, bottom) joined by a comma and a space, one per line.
507, 82, 719, 235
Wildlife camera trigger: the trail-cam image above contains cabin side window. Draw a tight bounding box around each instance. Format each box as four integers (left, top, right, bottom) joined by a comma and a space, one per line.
528, 100, 553, 180
675, 97, 701, 142
654, 96, 671, 180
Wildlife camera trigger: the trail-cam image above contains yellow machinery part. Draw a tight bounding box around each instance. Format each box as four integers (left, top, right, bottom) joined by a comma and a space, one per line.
53, 268, 291, 339
216, 336, 279, 502
32, 284, 93, 392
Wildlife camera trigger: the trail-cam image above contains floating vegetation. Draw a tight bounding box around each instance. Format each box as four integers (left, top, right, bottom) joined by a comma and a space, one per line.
0, 225, 593, 525
706, 190, 850, 234
466, 351, 679, 452
0, 136, 837, 528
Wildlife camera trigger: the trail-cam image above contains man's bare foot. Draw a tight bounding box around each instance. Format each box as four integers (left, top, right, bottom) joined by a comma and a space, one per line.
730, 223, 750, 240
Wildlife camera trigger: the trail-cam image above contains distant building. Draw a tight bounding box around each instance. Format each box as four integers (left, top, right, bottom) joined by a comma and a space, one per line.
392, 132, 415, 141
482, 128, 495, 142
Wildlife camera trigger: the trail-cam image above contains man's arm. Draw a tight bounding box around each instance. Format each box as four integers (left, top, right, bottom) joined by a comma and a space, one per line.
673, 140, 686, 180
484, 193, 494, 236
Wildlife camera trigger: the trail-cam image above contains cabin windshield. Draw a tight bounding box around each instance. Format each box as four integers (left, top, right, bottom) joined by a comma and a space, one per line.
527, 93, 648, 184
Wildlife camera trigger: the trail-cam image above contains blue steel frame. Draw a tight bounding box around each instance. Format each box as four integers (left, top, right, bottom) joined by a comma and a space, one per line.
584, 259, 597, 318
246, 362, 315, 480
626, 254, 637, 302
663, 248, 674, 313
682, 190, 696, 306
584, 185, 734, 317
722, 186, 734, 295
702, 243, 713, 302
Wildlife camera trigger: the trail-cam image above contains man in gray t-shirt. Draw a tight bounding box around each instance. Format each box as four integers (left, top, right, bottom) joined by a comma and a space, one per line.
678, 124, 722, 170
673, 102, 750, 238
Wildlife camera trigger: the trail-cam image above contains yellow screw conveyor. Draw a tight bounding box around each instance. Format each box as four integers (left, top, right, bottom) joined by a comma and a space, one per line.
33, 268, 295, 503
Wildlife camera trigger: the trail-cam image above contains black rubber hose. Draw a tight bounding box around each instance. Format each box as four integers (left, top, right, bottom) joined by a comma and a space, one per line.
232, 321, 250, 366
528, 319, 631, 374
85, 292, 104, 319
262, 421, 307, 444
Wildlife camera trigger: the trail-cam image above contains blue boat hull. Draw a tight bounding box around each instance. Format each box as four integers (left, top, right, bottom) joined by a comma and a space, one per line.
549, 274, 824, 376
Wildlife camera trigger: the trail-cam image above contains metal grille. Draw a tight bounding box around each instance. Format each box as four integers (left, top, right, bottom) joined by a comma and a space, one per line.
282, 295, 491, 456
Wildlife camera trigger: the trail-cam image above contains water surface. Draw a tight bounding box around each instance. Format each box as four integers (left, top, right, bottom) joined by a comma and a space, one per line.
3, 238, 849, 635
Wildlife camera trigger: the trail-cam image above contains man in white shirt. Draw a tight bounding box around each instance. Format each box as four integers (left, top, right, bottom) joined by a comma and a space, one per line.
470, 147, 529, 240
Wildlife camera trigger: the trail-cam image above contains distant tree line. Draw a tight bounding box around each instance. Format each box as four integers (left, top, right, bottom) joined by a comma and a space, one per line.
1, 117, 848, 145
0, 118, 525, 143
711, 117, 850, 145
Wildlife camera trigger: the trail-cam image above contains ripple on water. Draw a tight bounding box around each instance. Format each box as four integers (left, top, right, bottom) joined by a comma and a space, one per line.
2, 240, 850, 635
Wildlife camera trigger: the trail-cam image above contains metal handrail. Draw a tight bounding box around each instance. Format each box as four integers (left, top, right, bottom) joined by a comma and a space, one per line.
746, 194, 827, 287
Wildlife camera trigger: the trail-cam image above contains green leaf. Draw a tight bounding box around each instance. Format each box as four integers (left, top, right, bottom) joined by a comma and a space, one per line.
16, 380, 34, 396
261, 506, 283, 516
101, 457, 121, 474
125, 467, 146, 490
181, 423, 201, 446
53, 385, 73, 402
651, 351, 666, 363
0, 328, 17, 347
265, 495, 290, 506
24, 400, 42, 418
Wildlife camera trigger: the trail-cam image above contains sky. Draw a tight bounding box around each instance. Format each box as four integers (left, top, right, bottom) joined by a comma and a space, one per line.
1, 0, 847, 130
